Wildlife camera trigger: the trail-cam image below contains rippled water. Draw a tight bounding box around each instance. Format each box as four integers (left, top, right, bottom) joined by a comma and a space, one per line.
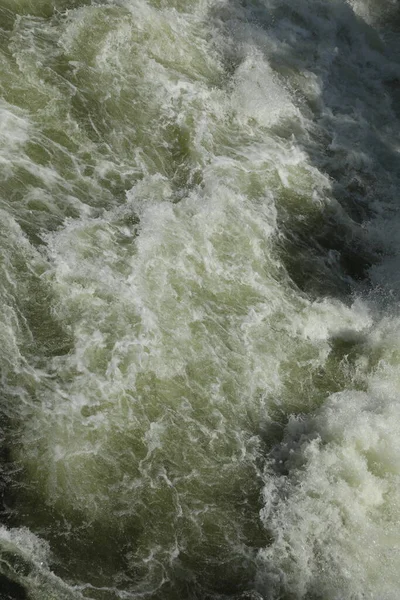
1, 0, 400, 598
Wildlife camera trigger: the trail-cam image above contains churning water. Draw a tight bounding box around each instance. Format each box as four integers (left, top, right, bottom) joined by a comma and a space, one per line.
1, 0, 400, 598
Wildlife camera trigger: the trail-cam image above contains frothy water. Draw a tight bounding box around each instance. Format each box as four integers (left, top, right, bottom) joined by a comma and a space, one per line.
1, 0, 400, 598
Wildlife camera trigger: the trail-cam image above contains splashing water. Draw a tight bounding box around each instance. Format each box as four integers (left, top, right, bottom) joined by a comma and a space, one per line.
1, 0, 400, 598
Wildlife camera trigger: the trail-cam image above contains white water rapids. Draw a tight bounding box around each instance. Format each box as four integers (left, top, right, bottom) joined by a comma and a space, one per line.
1, 0, 400, 598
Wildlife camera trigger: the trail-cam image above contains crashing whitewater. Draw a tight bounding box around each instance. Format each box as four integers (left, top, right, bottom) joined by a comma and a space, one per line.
1, 0, 400, 598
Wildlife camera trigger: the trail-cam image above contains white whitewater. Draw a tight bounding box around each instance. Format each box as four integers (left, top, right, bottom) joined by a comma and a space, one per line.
1, 0, 400, 598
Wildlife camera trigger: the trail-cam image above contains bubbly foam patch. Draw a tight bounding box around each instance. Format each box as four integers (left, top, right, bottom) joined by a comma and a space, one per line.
259, 380, 400, 599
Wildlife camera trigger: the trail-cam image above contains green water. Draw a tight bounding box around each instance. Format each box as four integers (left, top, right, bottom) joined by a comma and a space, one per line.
1, 0, 400, 598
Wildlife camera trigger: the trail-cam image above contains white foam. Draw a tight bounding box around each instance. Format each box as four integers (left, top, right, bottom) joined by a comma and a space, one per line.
3, 0, 400, 597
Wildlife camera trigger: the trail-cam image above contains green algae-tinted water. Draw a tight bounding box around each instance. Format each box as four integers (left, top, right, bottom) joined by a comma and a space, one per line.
1, 0, 400, 598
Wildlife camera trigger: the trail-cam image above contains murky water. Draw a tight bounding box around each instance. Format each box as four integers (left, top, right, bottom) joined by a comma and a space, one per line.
1, 0, 400, 598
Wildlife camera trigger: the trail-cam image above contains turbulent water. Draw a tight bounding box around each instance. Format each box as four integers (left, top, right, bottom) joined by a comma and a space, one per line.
2, 0, 400, 598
